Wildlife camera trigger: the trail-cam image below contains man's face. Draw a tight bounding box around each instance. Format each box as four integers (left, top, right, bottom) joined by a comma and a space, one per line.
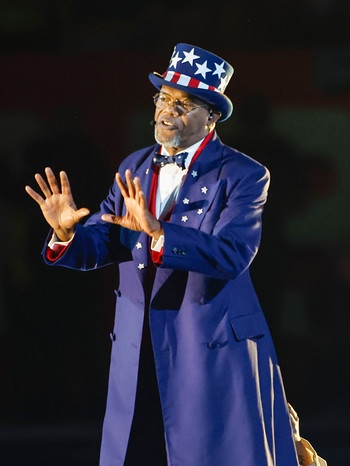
153, 85, 212, 154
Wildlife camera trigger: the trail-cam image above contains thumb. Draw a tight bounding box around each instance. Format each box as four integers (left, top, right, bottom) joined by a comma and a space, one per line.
101, 213, 122, 224
74, 207, 90, 222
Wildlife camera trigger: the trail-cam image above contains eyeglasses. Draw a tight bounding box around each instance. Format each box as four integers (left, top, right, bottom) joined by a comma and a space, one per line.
153, 92, 210, 114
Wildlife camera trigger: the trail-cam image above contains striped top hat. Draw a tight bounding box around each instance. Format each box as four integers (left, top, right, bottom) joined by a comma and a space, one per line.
149, 43, 234, 121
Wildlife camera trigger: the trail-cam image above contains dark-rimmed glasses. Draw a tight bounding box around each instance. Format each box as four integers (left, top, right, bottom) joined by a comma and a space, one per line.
153, 92, 210, 114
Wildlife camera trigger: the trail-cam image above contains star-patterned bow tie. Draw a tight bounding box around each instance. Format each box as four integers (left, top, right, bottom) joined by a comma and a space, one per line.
153, 151, 188, 170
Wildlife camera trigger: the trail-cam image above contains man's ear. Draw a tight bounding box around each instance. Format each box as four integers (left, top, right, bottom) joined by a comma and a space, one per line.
208, 111, 221, 124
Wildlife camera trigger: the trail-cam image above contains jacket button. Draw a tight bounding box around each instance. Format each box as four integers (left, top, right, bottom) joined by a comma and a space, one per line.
172, 247, 186, 255
207, 341, 218, 349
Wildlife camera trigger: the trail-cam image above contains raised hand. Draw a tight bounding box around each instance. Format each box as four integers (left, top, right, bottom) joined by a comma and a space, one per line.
25, 167, 90, 241
102, 169, 163, 240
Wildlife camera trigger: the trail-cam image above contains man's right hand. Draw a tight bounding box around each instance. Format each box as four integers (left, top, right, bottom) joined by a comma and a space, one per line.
25, 167, 90, 242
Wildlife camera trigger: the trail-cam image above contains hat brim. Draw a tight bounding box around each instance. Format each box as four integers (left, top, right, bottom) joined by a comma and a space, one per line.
149, 72, 233, 122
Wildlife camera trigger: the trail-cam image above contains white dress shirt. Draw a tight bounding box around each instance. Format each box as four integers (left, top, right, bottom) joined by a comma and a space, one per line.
155, 138, 203, 219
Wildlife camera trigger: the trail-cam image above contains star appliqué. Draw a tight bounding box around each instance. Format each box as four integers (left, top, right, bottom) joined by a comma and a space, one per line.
137, 263, 145, 270
197, 209, 203, 215
182, 47, 200, 66
191, 170, 198, 178
183, 198, 190, 204
213, 61, 226, 79
201, 186, 208, 194
136, 242, 142, 249
219, 74, 230, 92
170, 51, 182, 69
181, 216, 189, 223
195, 60, 212, 79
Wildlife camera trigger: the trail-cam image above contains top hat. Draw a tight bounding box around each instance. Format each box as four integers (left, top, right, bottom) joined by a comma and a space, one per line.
149, 43, 234, 122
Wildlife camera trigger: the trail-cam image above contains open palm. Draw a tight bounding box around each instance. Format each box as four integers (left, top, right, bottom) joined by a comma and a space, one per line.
25, 167, 90, 241
101, 170, 162, 239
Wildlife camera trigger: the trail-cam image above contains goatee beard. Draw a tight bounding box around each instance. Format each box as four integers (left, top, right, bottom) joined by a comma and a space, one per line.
154, 130, 181, 149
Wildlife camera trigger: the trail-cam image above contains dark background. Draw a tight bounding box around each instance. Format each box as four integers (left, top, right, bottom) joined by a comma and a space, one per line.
1, 1, 350, 464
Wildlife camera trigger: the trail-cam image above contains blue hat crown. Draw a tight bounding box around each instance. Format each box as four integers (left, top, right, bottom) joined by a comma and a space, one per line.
165, 43, 234, 94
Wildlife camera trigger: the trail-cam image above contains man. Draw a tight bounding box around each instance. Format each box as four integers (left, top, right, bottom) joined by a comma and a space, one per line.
25, 43, 299, 465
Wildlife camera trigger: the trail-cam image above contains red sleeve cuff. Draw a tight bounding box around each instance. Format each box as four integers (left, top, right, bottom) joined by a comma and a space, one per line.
151, 248, 163, 265
46, 244, 69, 262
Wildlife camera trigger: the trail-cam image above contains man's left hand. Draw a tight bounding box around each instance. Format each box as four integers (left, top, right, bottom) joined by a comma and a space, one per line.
102, 169, 164, 240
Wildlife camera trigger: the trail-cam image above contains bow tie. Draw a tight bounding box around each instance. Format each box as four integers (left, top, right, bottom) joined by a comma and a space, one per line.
153, 151, 188, 170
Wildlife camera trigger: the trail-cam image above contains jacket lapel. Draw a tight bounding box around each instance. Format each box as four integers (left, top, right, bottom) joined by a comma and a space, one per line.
122, 146, 158, 280
170, 134, 223, 229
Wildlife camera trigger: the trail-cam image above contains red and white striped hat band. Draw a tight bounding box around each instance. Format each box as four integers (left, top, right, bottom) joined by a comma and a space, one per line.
162, 70, 220, 94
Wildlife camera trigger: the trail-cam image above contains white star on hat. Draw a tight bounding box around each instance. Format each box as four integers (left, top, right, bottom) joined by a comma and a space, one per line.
182, 47, 200, 66
213, 61, 226, 79
170, 51, 182, 69
219, 74, 231, 92
195, 60, 212, 79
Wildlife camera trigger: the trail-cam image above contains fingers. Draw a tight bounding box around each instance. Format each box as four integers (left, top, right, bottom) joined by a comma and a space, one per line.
116, 170, 143, 201
26, 167, 67, 200
115, 172, 128, 198
133, 176, 143, 204
125, 170, 136, 198
138, 189, 147, 210
288, 403, 299, 422
288, 403, 301, 441
59, 170, 72, 196
24, 184, 44, 205
33, 171, 52, 199
45, 167, 61, 195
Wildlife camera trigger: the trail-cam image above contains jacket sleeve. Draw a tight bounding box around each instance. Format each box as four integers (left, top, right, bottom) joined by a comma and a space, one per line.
42, 181, 132, 271
41, 145, 157, 270
160, 162, 270, 280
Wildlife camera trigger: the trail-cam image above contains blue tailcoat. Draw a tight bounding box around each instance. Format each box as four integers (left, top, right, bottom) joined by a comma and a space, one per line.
44, 133, 298, 466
